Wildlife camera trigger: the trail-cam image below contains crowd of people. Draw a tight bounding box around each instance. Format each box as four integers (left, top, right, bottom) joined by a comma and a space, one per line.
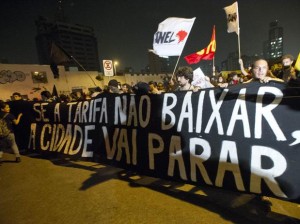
69, 54, 299, 99
3, 54, 300, 104
0, 55, 299, 164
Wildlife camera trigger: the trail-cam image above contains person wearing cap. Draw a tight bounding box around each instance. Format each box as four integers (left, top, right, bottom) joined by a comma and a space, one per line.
108, 79, 121, 93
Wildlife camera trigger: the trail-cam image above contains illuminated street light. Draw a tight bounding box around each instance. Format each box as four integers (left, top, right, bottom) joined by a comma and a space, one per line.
114, 61, 118, 75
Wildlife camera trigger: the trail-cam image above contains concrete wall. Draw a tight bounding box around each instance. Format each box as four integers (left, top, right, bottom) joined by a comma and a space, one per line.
0, 63, 170, 101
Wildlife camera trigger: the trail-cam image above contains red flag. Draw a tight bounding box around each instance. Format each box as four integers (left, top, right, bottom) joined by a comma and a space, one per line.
184, 26, 216, 64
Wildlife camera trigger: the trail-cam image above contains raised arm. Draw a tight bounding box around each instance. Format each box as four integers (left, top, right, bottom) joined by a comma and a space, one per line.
239, 58, 250, 76
13, 113, 23, 125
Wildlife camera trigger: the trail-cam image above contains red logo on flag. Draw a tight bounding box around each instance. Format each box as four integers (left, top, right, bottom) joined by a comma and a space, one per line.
176, 30, 188, 43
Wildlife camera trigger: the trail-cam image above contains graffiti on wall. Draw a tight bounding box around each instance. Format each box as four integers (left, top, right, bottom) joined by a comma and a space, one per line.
31, 71, 48, 84
0, 70, 26, 84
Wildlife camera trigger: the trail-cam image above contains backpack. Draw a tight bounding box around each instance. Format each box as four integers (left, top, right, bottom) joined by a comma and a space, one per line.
0, 114, 10, 138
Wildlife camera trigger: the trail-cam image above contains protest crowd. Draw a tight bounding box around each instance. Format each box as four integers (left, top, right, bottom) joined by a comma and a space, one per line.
1, 54, 298, 103
1, 3, 300, 212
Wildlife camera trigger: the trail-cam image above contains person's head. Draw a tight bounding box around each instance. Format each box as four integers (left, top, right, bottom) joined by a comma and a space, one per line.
0, 101, 10, 113
218, 76, 224, 83
12, 92, 22, 101
108, 79, 120, 93
175, 66, 193, 87
121, 83, 131, 93
59, 94, 70, 102
252, 59, 269, 81
281, 54, 294, 68
231, 72, 239, 81
133, 82, 150, 94
148, 81, 158, 91
41, 90, 52, 101
157, 82, 165, 91
94, 86, 102, 92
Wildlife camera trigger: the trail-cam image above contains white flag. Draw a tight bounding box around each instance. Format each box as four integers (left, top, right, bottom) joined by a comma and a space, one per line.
152, 17, 196, 57
224, 2, 239, 35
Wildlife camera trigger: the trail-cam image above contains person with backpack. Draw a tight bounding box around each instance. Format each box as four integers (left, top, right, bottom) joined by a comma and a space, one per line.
0, 101, 23, 164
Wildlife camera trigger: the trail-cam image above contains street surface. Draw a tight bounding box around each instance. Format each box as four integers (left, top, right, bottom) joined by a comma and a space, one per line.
1, 151, 299, 224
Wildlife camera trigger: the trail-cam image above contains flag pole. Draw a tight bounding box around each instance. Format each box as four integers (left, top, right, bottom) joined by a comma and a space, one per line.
54, 43, 98, 86
153, 17, 196, 81
171, 55, 181, 80
213, 25, 216, 76
69, 56, 97, 86
213, 57, 215, 76
238, 29, 241, 59
171, 21, 196, 80
237, 2, 241, 59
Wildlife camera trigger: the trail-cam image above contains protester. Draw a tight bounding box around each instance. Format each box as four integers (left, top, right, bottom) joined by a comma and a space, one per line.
228, 72, 240, 85
174, 66, 195, 91
218, 75, 226, 85
59, 94, 71, 102
215, 74, 227, 87
218, 72, 240, 88
238, 58, 252, 78
72, 90, 86, 101
9, 93, 32, 152
132, 82, 150, 94
166, 76, 179, 92
108, 79, 121, 94
12, 92, 23, 101
91, 86, 103, 98
121, 83, 133, 94
148, 81, 161, 94
0, 101, 23, 163
41, 90, 55, 102
244, 59, 284, 83
276, 54, 299, 83
157, 82, 166, 93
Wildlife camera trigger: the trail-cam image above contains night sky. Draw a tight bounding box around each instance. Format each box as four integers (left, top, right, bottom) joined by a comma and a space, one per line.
1, 0, 300, 72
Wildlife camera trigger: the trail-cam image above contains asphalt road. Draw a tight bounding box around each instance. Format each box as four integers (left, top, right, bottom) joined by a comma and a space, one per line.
0, 151, 299, 224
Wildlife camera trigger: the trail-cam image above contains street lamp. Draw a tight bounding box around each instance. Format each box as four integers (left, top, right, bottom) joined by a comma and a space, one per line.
114, 61, 118, 75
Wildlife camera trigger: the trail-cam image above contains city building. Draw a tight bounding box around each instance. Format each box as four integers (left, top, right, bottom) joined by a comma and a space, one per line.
220, 21, 283, 71
148, 52, 177, 74
35, 16, 100, 72
263, 20, 283, 60
221, 51, 239, 71
221, 52, 258, 72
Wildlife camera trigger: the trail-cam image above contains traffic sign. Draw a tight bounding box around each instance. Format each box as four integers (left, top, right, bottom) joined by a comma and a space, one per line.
103, 60, 114, 76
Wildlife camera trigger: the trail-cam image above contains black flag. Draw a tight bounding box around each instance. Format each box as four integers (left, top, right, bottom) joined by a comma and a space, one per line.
50, 42, 71, 65
52, 84, 58, 98
50, 42, 71, 79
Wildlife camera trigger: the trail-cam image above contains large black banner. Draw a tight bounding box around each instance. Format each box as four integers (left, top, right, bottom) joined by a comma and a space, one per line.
12, 82, 300, 202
